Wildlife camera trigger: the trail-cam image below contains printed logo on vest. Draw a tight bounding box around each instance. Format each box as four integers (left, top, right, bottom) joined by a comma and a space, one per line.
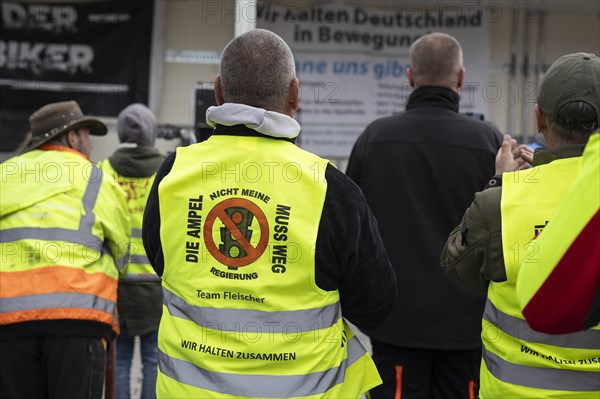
533, 221, 549, 239
204, 198, 269, 268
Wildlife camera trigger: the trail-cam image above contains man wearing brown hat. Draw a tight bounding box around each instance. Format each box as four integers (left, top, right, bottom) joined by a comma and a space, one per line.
441, 53, 600, 398
98, 103, 165, 399
0, 100, 131, 398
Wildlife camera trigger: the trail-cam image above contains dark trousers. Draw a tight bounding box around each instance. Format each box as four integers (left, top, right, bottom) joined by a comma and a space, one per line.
369, 340, 481, 399
0, 336, 106, 399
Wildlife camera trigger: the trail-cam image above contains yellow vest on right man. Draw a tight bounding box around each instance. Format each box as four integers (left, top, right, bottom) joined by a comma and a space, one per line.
517, 134, 600, 332
155, 135, 380, 398
480, 157, 600, 398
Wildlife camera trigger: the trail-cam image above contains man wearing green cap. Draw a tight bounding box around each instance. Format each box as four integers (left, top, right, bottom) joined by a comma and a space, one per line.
441, 52, 600, 398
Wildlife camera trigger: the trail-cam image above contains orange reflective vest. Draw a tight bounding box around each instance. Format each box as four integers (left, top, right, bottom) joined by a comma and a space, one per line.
0, 147, 130, 336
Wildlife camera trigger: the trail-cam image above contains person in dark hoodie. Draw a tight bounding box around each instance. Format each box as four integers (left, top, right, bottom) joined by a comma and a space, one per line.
98, 103, 165, 399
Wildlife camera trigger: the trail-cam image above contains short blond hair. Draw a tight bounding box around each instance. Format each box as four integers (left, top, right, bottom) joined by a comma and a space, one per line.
409, 33, 463, 85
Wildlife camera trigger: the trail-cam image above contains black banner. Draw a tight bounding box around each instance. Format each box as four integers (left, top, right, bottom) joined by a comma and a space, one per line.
0, 1, 154, 150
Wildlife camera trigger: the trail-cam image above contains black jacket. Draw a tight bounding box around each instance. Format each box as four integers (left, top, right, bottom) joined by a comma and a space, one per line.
143, 126, 397, 331
346, 86, 503, 349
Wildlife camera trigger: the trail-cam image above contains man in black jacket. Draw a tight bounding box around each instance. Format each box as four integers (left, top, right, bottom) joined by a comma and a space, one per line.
346, 32, 503, 399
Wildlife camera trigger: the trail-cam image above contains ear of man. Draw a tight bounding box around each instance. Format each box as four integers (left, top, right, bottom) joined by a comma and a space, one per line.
457, 67, 465, 90
407, 68, 416, 89
534, 103, 557, 147
66, 130, 79, 149
285, 78, 300, 116
534, 104, 548, 132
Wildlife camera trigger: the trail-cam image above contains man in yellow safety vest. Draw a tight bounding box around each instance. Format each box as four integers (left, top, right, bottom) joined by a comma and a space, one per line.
142, 29, 397, 398
441, 52, 600, 398
0, 100, 130, 398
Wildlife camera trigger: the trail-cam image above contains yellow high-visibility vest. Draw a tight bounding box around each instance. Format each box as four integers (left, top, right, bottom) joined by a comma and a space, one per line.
98, 160, 159, 283
155, 135, 381, 398
517, 134, 600, 333
1, 148, 130, 335
479, 156, 600, 398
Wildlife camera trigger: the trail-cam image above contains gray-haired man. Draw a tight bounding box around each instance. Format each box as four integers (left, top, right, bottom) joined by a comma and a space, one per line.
143, 29, 397, 398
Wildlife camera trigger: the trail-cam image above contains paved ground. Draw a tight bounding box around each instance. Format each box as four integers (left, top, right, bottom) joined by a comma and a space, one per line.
128, 338, 143, 398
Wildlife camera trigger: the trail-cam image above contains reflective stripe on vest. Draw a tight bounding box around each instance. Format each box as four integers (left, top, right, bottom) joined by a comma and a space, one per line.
1, 291, 115, 316
120, 273, 161, 283
483, 347, 600, 392
98, 160, 158, 282
131, 228, 143, 238
163, 286, 341, 333
484, 299, 600, 349
129, 254, 150, 265
155, 135, 380, 398
480, 156, 600, 398
157, 334, 366, 398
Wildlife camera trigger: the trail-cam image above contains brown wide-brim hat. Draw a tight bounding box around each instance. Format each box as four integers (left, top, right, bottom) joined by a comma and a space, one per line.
21, 100, 107, 153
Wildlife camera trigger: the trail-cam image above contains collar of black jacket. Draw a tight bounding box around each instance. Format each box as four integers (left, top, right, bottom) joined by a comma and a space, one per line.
405, 86, 460, 112
533, 144, 585, 166
212, 124, 297, 144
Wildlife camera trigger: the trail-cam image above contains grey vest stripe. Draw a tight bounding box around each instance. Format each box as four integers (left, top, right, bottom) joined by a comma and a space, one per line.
0, 228, 103, 251
131, 228, 143, 238
483, 347, 600, 392
113, 242, 130, 271
158, 334, 366, 397
78, 166, 102, 231
121, 274, 161, 283
0, 292, 115, 316
129, 254, 149, 265
163, 286, 341, 333
484, 299, 600, 349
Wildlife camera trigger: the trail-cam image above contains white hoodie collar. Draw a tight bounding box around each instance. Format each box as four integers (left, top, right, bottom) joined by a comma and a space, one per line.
205, 103, 300, 139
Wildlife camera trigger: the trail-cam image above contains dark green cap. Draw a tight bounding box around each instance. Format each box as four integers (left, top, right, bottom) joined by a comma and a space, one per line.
538, 52, 600, 124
